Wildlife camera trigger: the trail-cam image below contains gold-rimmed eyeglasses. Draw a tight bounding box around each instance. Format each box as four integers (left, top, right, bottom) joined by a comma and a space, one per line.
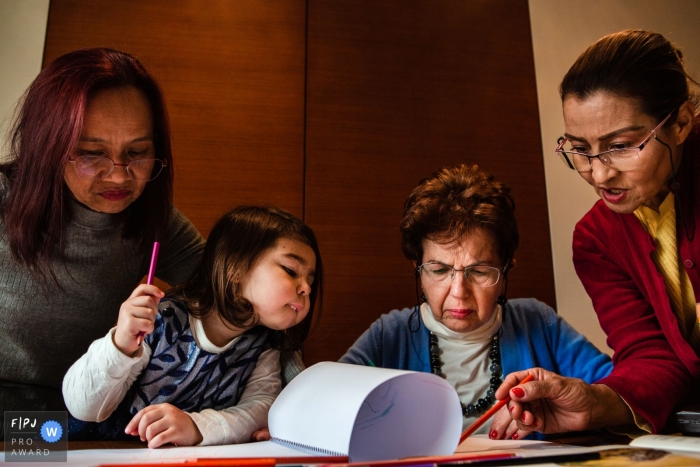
416, 261, 502, 288
555, 111, 672, 173
68, 155, 167, 181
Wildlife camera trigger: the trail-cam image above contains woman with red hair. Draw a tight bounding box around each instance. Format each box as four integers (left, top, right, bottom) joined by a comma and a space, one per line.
0, 48, 204, 416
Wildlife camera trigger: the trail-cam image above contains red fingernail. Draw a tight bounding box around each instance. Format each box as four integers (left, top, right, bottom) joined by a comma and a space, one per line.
521, 413, 527, 421
510, 406, 514, 413
532, 420, 538, 427
512, 387, 525, 398
512, 433, 519, 440
490, 430, 498, 439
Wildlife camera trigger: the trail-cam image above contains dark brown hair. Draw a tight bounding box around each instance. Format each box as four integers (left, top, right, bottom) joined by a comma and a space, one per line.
400, 164, 518, 269
169, 206, 323, 351
560, 29, 699, 123
0, 48, 173, 281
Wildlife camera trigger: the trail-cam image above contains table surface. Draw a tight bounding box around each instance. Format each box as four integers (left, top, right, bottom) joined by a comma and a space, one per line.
0, 432, 631, 451
1, 439, 147, 450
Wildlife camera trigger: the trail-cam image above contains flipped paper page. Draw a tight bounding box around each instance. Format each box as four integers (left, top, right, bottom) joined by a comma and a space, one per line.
269, 361, 462, 461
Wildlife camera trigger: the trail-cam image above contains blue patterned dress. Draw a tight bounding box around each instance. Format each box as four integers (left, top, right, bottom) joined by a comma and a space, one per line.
68, 298, 269, 440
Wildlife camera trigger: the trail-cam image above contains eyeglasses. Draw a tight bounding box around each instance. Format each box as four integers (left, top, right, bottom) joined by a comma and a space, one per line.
68, 155, 167, 181
555, 111, 672, 173
416, 261, 502, 288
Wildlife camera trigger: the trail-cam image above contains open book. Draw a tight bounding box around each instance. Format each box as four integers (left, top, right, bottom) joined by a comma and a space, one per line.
269, 362, 462, 461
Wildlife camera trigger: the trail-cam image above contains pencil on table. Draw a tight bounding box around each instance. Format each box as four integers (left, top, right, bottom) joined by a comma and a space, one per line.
459, 373, 535, 442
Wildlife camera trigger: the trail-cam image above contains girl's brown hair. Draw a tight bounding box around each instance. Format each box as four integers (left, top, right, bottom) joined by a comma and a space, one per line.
169, 206, 323, 351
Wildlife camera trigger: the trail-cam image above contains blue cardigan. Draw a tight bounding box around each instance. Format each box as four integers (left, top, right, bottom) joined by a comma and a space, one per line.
339, 298, 612, 384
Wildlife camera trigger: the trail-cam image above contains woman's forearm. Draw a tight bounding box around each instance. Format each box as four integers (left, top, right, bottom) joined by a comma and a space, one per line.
590, 383, 635, 429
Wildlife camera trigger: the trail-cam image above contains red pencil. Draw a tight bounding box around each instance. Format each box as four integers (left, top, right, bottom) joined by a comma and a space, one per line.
314, 452, 514, 467
194, 457, 348, 465
100, 459, 275, 467
458, 374, 535, 443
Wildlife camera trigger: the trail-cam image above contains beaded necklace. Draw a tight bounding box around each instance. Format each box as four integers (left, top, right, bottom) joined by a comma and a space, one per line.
428, 332, 502, 418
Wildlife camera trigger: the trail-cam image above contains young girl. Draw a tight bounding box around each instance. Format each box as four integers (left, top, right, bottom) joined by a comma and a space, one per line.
63, 206, 322, 448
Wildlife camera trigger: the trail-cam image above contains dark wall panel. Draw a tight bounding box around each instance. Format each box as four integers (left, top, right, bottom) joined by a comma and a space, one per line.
43, 0, 554, 365
44, 0, 307, 234
303, 0, 554, 364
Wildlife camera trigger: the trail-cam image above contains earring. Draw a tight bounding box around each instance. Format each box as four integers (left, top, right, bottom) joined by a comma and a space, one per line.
421, 293, 427, 303
497, 294, 507, 306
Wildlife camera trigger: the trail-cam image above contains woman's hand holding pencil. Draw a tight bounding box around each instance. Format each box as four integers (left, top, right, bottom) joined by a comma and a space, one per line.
488, 368, 634, 440
459, 374, 533, 443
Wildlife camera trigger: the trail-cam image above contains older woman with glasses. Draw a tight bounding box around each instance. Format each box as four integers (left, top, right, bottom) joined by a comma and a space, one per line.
340, 164, 611, 439
493, 30, 700, 438
0, 48, 205, 416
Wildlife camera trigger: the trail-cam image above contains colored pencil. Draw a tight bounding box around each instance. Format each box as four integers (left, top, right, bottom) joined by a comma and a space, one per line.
459, 374, 535, 443
198, 456, 348, 465
315, 452, 514, 467
101, 459, 275, 467
137, 241, 160, 346
436, 451, 602, 466
146, 241, 160, 285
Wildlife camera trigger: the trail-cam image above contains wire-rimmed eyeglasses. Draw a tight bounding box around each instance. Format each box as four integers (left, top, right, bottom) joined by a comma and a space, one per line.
416, 261, 502, 288
68, 155, 168, 181
555, 111, 672, 173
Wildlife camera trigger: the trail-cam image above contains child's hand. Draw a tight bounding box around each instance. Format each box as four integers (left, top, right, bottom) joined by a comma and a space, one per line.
113, 284, 164, 356
125, 403, 203, 448
250, 428, 271, 442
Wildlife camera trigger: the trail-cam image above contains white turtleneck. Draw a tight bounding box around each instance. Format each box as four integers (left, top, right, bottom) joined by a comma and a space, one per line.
420, 303, 502, 433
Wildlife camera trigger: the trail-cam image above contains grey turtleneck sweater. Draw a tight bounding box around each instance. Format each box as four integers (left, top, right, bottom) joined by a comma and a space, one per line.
0, 173, 205, 413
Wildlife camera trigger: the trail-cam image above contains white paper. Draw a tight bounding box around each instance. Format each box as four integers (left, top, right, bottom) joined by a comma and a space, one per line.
12, 435, 623, 467
630, 434, 700, 453
456, 435, 596, 455
268, 361, 462, 461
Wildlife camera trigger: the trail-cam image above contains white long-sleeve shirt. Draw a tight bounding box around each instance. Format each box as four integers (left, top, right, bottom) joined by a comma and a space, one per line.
63, 315, 281, 445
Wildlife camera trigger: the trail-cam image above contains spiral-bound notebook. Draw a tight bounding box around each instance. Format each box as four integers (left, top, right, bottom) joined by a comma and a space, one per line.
268, 362, 462, 462
66, 362, 462, 467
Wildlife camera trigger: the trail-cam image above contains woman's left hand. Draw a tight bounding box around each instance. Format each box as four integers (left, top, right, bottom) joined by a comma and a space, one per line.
490, 404, 529, 440
125, 403, 203, 448
488, 368, 634, 439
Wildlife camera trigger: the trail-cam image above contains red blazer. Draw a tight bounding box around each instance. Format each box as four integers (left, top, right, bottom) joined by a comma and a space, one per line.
573, 125, 700, 432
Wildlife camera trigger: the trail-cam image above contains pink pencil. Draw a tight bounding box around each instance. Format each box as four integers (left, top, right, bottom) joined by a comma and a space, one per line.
137, 241, 160, 346
146, 241, 160, 285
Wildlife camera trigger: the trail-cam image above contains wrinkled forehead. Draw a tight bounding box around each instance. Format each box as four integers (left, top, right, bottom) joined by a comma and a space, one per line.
422, 228, 500, 264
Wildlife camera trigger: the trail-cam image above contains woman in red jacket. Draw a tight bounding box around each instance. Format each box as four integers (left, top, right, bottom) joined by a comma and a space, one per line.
490, 29, 700, 439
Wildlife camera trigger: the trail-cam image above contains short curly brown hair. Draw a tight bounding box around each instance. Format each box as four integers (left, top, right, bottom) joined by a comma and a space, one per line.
400, 164, 519, 269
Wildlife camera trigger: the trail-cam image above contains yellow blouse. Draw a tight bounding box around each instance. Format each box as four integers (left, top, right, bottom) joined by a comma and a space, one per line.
634, 193, 700, 352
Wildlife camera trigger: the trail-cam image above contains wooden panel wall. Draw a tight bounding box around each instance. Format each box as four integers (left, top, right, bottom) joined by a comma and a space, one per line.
44, 0, 554, 364
302, 0, 553, 364
44, 0, 307, 232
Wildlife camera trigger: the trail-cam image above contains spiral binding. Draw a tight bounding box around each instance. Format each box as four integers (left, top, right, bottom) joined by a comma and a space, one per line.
271, 437, 346, 457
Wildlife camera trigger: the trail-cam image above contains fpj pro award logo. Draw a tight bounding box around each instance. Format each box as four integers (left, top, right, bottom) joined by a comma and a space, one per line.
4, 411, 67, 462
